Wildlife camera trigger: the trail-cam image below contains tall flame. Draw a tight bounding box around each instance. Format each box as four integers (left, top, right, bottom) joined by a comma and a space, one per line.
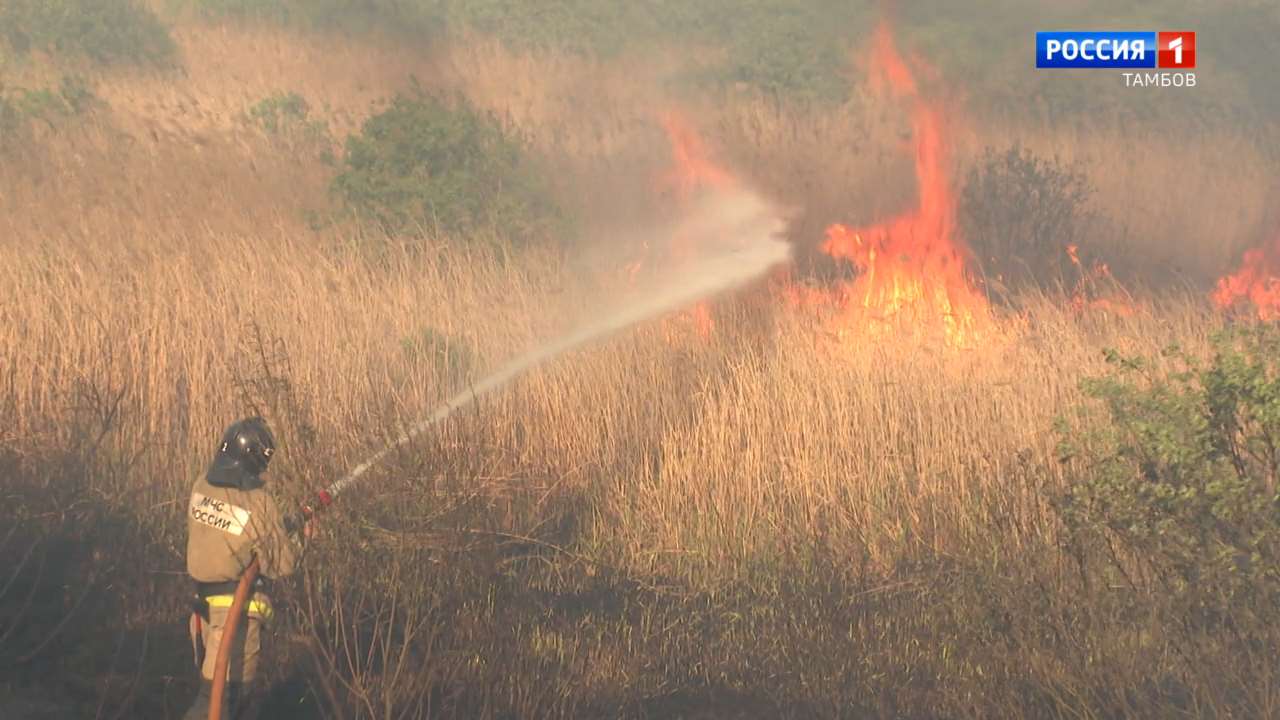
1214, 232, 1280, 320
660, 112, 735, 197
817, 22, 990, 347
655, 111, 737, 337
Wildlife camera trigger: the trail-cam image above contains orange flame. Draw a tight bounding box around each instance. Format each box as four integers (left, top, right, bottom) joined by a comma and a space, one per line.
653, 111, 737, 338
660, 112, 735, 199
1066, 244, 1136, 317
1214, 233, 1280, 321
815, 22, 990, 347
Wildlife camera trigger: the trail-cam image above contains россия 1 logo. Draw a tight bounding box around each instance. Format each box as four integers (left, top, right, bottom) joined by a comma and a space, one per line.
1036, 31, 1196, 87
1156, 31, 1195, 69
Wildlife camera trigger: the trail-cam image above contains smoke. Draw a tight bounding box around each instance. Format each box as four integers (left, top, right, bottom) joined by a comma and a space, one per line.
326, 187, 790, 498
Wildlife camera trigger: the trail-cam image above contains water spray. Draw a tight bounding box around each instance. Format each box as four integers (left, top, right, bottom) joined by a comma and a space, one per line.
215, 191, 788, 720
307, 190, 791, 512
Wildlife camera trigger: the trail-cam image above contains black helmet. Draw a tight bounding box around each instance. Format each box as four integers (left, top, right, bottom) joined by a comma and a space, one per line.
207, 416, 276, 490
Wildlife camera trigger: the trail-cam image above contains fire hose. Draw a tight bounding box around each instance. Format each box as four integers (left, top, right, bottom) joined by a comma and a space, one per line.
202, 407, 457, 720
207, 556, 259, 720
202, 391, 473, 720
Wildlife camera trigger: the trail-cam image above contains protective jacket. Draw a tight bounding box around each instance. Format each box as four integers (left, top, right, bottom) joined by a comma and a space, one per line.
187, 473, 301, 592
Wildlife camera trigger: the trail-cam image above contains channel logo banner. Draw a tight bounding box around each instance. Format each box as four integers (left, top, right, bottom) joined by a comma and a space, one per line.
1036, 31, 1195, 69
1037, 31, 1155, 68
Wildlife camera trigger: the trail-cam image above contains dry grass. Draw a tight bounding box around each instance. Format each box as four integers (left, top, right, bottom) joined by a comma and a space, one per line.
0, 214, 1235, 718
994, 120, 1278, 276
2, 16, 1278, 719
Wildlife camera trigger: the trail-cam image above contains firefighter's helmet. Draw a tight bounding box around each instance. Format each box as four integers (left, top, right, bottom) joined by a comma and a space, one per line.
207, 416, 276, 489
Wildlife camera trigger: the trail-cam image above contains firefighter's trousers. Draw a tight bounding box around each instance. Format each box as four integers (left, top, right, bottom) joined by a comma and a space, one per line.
184, 596, 272, 720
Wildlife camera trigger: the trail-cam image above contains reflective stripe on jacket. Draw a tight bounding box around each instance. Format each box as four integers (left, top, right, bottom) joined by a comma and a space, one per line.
204, 593, 274, 621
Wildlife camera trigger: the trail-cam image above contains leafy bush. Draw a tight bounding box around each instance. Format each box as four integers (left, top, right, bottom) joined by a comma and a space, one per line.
332, 91, 562, 242
54, 74, 95, 113
0, 0, 174, 66
0, 75, 99, 144
248, 92, 311, 133
1057, 325, 1280, 632
246, 91, 331, 159
960, 145, 1094, 293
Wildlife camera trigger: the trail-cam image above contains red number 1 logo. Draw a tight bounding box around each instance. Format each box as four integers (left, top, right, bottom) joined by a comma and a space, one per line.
1158, 31, 1195, 68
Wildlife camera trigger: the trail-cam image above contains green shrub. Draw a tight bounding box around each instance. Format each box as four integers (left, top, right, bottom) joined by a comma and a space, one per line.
960, 145, 1094, 293
0, 75, 99, 144
1057, 325, 1280, 631
54, 74, 95, 113
246, 91, 331, 154
18, 75, 97, 117
248, 91, 311, 132
332, 91, 562, 242
0, 0, 174, 66
246, 91, 334, 165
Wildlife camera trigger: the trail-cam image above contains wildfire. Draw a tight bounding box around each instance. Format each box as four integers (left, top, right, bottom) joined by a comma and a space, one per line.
653, 111, 738, 338
660, 112, 735, 198
1214, 233, 1280, 320
812, 22, 991, 347
1067, 244, 1136, 317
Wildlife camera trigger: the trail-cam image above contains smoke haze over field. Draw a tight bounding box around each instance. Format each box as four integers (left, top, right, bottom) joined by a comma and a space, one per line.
329, 188, 791, 497
2, 2, 1280, 718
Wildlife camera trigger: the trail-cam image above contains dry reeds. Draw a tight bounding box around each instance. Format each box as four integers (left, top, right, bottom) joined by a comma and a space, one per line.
3, 17, 1278, 719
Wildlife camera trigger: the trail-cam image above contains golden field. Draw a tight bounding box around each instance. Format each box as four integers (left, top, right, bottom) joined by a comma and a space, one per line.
2, 14, 1278, 719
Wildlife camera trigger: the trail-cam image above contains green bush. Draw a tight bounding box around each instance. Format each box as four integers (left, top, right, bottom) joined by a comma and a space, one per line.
0, 0, 174, 66
0, 75, 99, 143
1057, 325, 1280, 631
246, 91, 331, 158
54, 74, 95, 113
248, 91, 311, 133
960, 145, 1094, 294
332, 91, 562, 242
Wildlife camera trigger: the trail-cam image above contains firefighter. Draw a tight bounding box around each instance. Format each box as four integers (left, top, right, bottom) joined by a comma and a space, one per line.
183, 417, 309, 720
